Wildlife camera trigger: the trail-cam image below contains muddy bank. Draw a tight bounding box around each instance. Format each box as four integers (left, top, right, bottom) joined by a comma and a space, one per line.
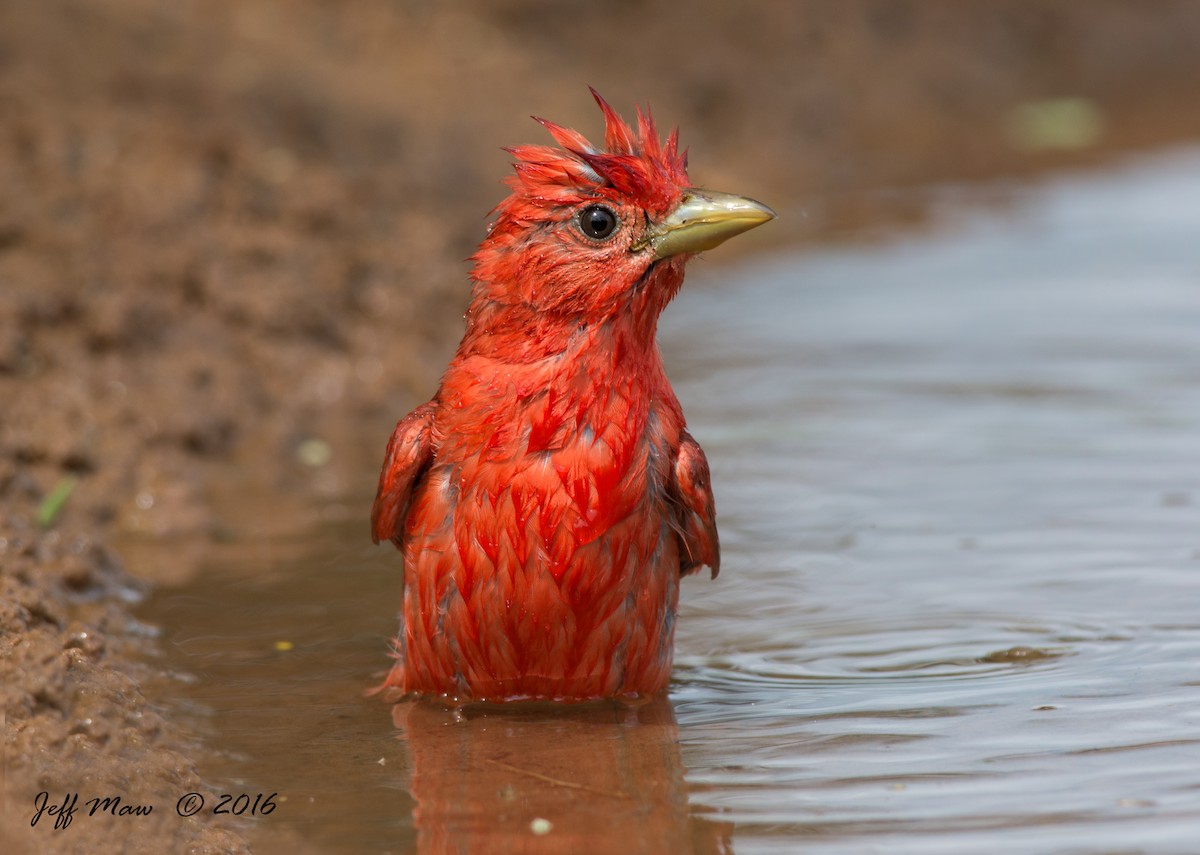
3, 1, 1200, 851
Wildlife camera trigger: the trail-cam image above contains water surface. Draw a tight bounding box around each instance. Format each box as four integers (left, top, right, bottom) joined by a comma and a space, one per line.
142, 147, 1200, 853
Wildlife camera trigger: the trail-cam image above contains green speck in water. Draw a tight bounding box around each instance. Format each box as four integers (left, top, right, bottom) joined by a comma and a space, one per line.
530, 818, 552, 836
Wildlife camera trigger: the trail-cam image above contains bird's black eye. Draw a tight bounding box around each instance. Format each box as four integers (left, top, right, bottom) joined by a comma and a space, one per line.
578, 205, 618, 240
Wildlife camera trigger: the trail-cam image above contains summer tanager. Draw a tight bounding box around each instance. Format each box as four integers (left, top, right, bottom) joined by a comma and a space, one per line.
372, 90, 773, 701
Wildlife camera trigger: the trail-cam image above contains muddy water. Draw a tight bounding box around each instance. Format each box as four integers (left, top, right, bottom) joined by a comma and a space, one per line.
140, 147, 1200, 854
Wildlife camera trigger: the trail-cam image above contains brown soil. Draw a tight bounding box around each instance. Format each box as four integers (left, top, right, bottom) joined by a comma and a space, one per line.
3, 1, 1200, 851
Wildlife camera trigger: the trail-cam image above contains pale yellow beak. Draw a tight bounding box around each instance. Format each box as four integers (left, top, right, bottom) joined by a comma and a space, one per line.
640, 188, 776, 259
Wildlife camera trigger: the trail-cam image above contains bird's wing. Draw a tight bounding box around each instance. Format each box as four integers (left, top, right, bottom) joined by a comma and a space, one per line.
371, 401, 437, 546
670, 430, 720, 578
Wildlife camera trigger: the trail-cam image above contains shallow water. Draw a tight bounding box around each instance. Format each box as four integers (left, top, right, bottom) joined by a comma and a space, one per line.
141, 147, 1200, 853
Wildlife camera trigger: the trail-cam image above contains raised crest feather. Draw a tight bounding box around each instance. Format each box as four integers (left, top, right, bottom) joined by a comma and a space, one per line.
496, 89, 690, 216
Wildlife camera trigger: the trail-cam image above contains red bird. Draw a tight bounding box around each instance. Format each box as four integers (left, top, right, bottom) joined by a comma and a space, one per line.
372, 90, 773, 701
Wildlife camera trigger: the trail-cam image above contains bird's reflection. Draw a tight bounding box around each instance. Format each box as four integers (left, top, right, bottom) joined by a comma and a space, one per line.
392, 696, 733, 854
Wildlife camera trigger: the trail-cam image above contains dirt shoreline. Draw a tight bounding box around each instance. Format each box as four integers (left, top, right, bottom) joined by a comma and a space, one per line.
4, 2, 1200, 851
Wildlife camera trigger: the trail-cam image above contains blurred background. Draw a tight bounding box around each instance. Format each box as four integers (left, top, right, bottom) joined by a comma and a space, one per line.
4, 2, 1200, 853
5, 0, 1200, 526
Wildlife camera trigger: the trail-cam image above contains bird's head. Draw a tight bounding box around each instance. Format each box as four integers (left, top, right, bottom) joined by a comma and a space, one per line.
469, 89, 774, 326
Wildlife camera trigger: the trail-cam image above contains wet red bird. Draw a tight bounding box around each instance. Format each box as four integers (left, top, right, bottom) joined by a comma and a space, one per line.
372, 90, 773, 701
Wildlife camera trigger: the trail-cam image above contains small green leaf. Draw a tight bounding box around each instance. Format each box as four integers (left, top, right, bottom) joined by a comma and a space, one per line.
37, 476, 78, 528
296, 438, 332, 468
1007, 97, 1106, 152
